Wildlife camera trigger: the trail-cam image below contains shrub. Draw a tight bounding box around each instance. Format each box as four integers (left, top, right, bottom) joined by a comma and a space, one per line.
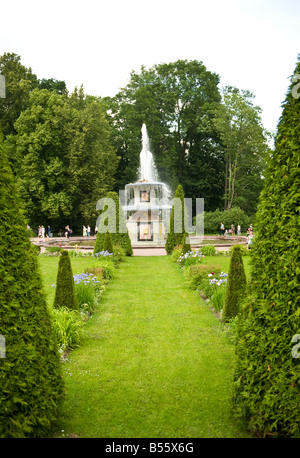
233, 57, 300, 437
73, 272, 101, 315
177, 250, 205, 268
196, 206, 251, 234
199, 244, 216, 256
165, 185, 188, 254
185, 264, 221, 290
103, 231, 114, 254
0, 134, 63, 438
222, 245, 246, 322
171, 245, 183, 263
181, 232, 191, 254
51, 307, 84, 354
53, 251, 79, 311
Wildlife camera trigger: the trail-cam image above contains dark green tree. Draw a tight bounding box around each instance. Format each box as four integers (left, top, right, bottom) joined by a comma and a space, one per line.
53, 251, 78, 311
5, 86, 118, 232
105, 60, 224, 210
0, 132, 63, 437
0, 52, 38, 137
212, 86, 271, 213
233, 56, 300, 437
165, 184, 187, 254
103, 231, 114, 253
222, 245, 246, 321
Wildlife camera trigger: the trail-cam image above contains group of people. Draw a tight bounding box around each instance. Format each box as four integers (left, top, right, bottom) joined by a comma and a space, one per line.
83, 225, 98, 237
220, 222, 254, 238
34, 224, 99, 239
219, 223, 242, 236
37, 225, 52, 239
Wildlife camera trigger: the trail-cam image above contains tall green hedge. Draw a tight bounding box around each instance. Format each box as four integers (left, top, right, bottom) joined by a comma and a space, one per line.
233, 57, 300, 437
222, 245, 246, 321
0, 133, 64, 437
103, 231, 114, 253
165, 185, 188, 254
53, 251, 78, 311
94, 191, 133, 256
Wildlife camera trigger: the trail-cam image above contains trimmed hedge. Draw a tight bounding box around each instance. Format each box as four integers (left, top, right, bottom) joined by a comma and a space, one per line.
53, 251, 78, 311
0, 134, 64, 438
233, 57, 300, 437
165, 185, 188, 254
103, 231, 114, 254
222, 245, 246, 321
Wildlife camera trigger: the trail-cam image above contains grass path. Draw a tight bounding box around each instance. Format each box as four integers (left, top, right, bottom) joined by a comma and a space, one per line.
57, 256, 249, 438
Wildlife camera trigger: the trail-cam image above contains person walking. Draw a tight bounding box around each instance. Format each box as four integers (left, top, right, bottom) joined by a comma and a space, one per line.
83, 225, 87, 237
237, 224, 241, 236
220, 222, 225, 236
87, 225, 91, 237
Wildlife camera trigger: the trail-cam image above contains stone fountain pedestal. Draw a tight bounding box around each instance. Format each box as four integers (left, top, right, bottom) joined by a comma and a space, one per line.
123, 180, 171, 246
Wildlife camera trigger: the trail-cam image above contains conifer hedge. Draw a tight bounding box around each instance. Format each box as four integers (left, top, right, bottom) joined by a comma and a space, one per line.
233, 57, 300, 437
94, 191, 133, 256
103, 231, 114, 253
0, 134, 64, 437
222, 245, 246, 322
53, 251, 78, 311
165, 185, 188, 254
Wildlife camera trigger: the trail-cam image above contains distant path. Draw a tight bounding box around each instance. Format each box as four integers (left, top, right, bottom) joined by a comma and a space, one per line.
59, 256, 248, 438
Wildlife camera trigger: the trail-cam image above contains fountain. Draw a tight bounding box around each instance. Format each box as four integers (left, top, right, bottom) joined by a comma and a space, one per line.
123, 124, 172, 245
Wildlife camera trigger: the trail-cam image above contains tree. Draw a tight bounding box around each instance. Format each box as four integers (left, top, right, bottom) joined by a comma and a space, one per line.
5, 86, 118, 233
0, 52, 38, 137
103, 231, 114, 253
53, 251, 78, 311
165, 184, 188, 254
0, 131, 63, 437
222, 245, 246, 321
213, 86, 271, 213
233, 57, 300, 437
105, 60, 224, 211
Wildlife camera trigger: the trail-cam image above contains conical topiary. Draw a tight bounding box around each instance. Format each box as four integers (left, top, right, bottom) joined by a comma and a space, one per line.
222, 245, 246, 322
103, 231, 114, 253
95, 191, 133, 256
0, 132, 64, 438
53, 251, 78, 310
165, 184, 188, 254
181, 232, 191, 254
233, 56, 300, 437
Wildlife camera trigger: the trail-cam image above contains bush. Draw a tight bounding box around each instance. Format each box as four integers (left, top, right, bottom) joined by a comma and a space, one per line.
103, 231, 114, 253
196, 206, 252, 234
177, 250, 205, 268
199, 245, 216, 256
233, 57, 300, 437
51, 307, 85, 354
53, 251, 79, 311
165, 185, 188, 254
73, 272, 102, 315
0, 134, 63, 438
185, 264, 221, 290
181, 232, 191, 254
222, 246, 246, 322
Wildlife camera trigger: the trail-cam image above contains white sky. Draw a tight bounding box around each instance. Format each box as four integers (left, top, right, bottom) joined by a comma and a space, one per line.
0, 0, 299, 135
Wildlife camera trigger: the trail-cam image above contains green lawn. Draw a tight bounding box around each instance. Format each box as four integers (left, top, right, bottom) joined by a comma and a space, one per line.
39, 254, 250, 438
